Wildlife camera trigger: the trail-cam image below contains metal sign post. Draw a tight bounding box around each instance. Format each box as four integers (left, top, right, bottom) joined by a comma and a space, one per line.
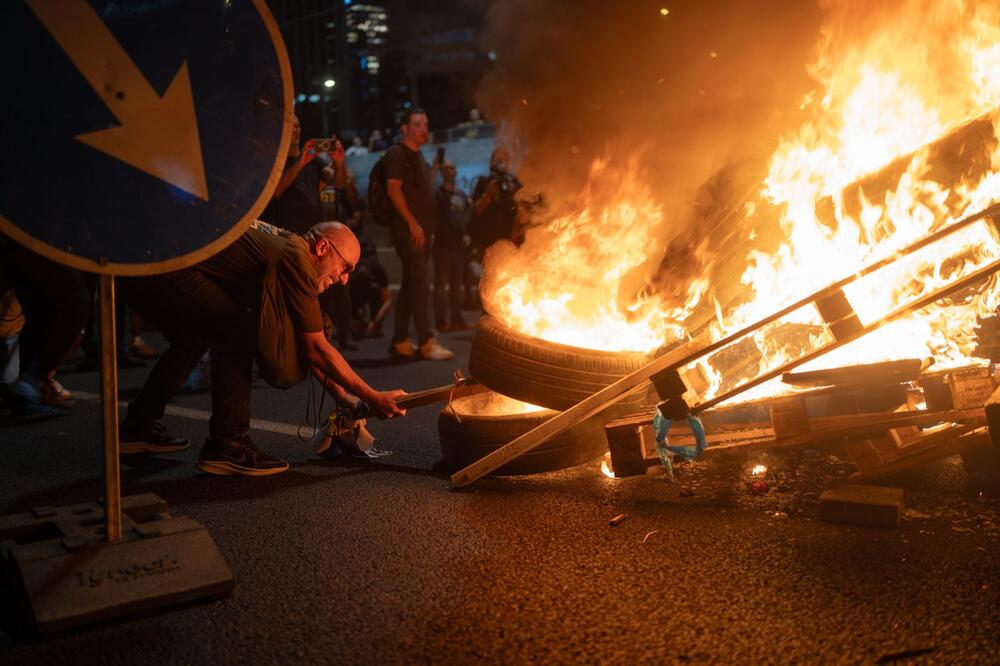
0, 0, 292, 634
98, 274, 122, 543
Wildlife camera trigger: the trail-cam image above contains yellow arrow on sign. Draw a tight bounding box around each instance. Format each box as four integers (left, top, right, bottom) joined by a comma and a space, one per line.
26, 0, 209, 201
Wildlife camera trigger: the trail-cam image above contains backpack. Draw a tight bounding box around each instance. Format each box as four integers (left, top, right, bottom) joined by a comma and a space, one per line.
367, 146, 420, 226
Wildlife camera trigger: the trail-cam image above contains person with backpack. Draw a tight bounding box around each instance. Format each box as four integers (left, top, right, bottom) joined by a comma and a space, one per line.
368, 108, 454, 361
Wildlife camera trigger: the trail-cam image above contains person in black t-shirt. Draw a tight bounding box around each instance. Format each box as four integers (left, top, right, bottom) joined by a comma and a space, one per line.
384, 107, 454, 361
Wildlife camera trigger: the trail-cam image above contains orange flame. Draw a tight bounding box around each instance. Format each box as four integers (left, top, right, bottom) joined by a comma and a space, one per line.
484, 0, 1000, 404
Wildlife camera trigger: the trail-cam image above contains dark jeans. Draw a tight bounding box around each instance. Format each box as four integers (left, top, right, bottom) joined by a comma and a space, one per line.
391, 224, 432, 345
433, 247, 465, 327
0, 240, 89, 379
319, 283, 352, 345
121, 268, 254, 442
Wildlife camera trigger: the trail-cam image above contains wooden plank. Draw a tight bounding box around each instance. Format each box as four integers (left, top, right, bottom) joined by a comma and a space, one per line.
843, 439, 883, 472
819, 483, 904, 528
616, 407, 984, 439
850, 428, 987, 482
782, 359, 924, 388
395, 380, 487, 411
769, 396, 810, 438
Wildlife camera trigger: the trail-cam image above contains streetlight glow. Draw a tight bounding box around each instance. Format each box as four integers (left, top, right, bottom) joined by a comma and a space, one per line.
324, 79, 336, 88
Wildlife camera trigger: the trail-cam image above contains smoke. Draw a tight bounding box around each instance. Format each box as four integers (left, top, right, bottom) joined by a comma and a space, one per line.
477, 0, 824, 216
474, 0, 825, 330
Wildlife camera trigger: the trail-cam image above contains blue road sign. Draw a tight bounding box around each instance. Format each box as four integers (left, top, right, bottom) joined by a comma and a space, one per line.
0, 0, 292, 275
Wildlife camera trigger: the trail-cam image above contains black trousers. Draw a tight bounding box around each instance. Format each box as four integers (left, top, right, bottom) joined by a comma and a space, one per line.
349, 265, 382, 322
0, 239, 90, 379
121, 268, 254, 442
433, 247, 465, 327
319, 283, 352, 345
390, 224, 433, 345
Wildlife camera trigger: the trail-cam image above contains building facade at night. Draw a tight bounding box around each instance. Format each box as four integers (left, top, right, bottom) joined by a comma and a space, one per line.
266, 0, 394, 140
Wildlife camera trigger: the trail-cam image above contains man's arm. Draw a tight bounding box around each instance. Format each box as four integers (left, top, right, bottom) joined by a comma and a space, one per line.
300, 331, 405, 417
319, 138, 348, 189
473, 178, 497, 216
387, 179, 426, 249
274, 140, 319, 197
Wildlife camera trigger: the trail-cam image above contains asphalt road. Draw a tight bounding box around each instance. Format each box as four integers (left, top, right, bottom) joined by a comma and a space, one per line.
1, 323, 999, 665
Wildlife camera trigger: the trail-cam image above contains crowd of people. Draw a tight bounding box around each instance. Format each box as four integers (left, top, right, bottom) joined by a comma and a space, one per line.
0, 104, 524, 478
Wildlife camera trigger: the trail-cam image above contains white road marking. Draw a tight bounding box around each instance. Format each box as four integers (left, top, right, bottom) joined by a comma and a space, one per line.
71, 390, 312, 438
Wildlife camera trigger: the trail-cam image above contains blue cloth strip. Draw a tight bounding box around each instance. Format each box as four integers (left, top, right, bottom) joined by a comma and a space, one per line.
652, 411, 709, 480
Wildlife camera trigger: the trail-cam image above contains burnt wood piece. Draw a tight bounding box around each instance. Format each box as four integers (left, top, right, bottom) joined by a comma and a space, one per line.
606, 424, 653, 478
395, 380, 488, 412
818, 483, 904, 528
849, 426, 987, 483
782, 359, 925, 388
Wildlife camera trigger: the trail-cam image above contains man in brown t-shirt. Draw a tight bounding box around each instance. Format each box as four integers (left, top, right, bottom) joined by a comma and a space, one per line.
120, 222, 405, 476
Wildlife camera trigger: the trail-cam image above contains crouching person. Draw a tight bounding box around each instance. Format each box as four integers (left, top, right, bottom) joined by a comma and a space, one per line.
119, 222, 405, 476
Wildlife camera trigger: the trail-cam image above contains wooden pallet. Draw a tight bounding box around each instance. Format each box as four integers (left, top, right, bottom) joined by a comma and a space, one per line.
606, 366, 993, 479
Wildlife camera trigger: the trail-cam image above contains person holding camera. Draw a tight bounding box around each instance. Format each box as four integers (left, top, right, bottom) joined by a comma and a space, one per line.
261, 113, 360, 349
260, 114, 346, 234
470, 148, 522, 252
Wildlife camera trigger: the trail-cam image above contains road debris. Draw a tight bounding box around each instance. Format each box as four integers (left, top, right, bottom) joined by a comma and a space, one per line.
609, 513, 628, 527
641, 530, 659, 543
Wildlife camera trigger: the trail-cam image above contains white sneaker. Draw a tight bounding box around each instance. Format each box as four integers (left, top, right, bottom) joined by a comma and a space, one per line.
419, 337, 454, 361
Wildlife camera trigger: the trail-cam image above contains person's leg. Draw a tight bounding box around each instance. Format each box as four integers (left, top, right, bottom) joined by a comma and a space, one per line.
5, 243, 90, 403
129, 310, 159, 358
206, 310, 254, 442
432, 248, 448, 329
447, 249, 465, 325
409, 247, 433, 345
331, 284, 354, 348
199, 308, 286, 476
120, 269, 231, 432
391, 240, 414, 346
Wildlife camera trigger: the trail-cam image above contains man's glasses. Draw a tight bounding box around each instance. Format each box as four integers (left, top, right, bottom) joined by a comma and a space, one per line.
330, 242, 355, 273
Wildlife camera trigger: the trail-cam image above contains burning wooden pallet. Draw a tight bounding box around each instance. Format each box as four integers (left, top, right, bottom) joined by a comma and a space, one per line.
605, 362, 994, 481
452, 202, 1000, 486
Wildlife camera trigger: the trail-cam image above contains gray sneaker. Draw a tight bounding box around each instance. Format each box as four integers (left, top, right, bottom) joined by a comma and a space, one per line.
419, 337, 454, 361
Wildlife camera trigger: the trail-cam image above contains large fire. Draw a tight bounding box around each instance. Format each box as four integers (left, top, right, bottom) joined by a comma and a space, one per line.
482, 1, 1000, 404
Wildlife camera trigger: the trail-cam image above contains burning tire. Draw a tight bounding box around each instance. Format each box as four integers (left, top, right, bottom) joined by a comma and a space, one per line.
438, 391, 607, 475
469, 314, 658, 417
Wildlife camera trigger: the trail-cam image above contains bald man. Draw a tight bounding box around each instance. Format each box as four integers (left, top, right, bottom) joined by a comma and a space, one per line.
119, 221, 405, 477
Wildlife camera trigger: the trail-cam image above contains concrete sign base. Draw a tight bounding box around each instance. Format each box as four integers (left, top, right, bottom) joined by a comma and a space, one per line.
0, 494, 233, 636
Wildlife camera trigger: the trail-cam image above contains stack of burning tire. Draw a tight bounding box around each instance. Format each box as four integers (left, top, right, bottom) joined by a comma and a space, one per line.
438, 315, 659, 476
